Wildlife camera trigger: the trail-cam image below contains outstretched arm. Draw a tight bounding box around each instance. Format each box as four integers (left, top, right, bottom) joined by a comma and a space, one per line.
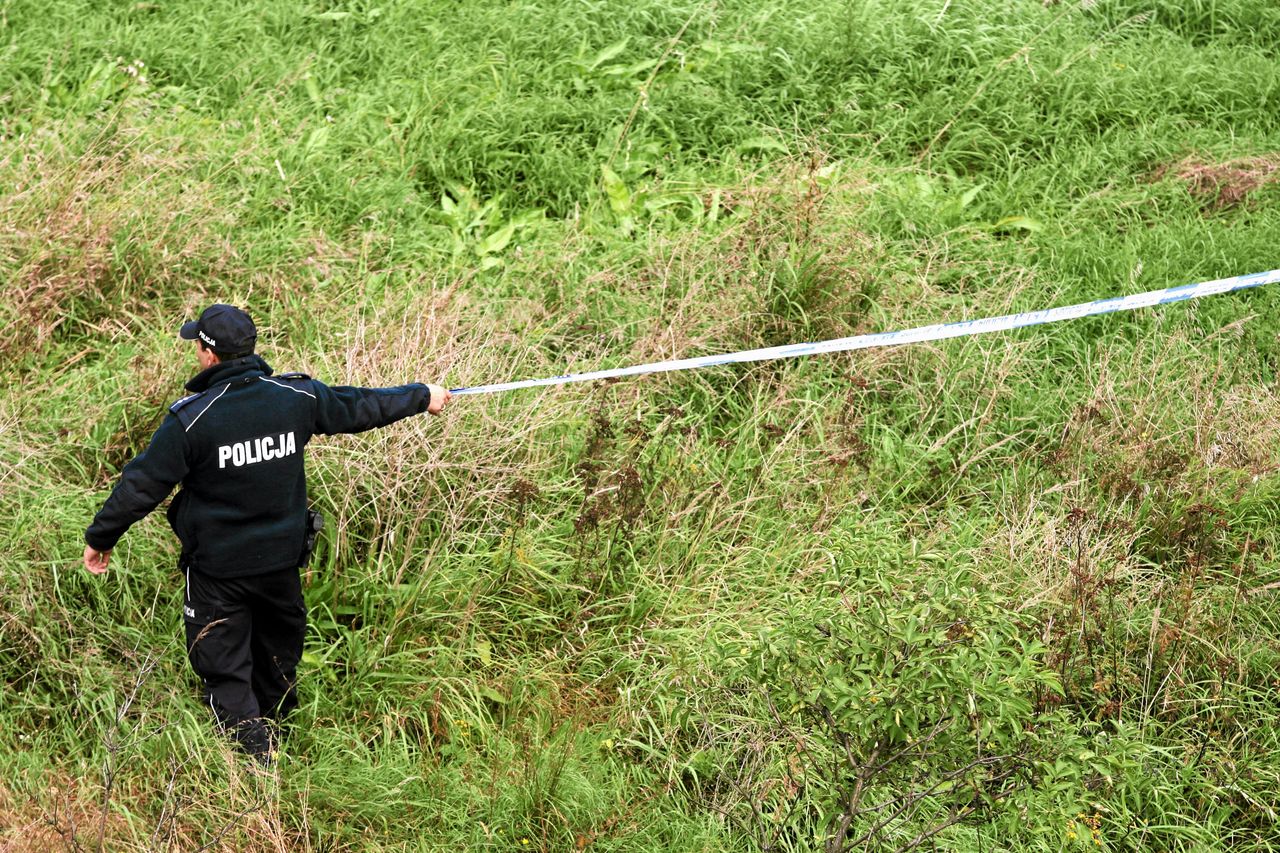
312, 381, 451, 435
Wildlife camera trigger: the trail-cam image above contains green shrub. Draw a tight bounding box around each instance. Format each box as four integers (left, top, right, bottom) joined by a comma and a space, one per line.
706, 533, 1087, 850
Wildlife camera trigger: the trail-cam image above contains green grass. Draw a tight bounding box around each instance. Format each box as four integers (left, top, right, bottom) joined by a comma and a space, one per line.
3, 0, 1280, 849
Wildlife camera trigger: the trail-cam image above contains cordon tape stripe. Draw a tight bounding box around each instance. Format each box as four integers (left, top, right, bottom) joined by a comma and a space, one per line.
451, 268, 1280, 396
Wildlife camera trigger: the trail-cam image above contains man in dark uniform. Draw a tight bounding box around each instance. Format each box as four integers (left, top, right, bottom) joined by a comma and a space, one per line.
82, 304, 452, 760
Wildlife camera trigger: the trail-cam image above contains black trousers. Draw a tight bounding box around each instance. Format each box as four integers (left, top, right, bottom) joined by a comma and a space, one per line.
183, 565, 306, 757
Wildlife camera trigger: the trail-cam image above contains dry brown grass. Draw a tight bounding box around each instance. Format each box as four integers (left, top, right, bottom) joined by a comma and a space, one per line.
0, 118, 243, 363
1157, 154, 1280, 211
0, 775, 126, 853
0, 759, 327, 853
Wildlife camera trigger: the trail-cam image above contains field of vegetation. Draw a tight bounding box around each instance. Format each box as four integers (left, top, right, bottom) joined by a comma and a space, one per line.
3, 0, 1280, 849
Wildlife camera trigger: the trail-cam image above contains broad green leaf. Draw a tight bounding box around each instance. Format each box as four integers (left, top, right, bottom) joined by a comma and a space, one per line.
510, 208, 545, 227
643, 194, 686, 214
991, 215, 1044, 233
737, 136, 789, 156
303, 125, 329, 157
477, 222, 516, 255
603, 59, 659, 77
601, 164, 632, 215
706, 189, 722, 222
304, 75, 323, 107
588, 38, 630, 71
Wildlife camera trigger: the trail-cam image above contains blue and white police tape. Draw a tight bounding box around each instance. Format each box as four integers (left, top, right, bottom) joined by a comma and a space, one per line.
450, 267, 1280, 397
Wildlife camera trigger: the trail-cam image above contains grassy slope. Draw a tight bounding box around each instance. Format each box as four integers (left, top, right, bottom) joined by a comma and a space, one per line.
2, 0, 1280, 849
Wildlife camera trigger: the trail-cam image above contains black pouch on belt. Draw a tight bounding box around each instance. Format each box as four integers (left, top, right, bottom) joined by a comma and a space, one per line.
299, 508, 325, 567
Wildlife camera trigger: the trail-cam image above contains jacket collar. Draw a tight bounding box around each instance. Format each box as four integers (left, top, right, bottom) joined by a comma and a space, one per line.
185, 354, 274, 393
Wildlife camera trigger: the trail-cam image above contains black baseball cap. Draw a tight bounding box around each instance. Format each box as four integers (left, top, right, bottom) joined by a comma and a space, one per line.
179, 304, 257, 354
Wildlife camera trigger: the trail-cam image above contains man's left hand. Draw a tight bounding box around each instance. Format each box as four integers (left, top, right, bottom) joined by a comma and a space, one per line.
84, 546, 111, 575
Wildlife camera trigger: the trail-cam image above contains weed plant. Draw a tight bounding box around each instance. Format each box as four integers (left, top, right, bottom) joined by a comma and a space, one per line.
2, 0, 1280, 850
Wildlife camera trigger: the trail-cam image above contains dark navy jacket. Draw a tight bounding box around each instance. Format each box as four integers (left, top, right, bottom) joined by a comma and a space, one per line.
84, 355, 432, 578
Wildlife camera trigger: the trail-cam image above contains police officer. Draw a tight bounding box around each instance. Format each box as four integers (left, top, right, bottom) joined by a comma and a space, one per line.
82, 304, 452, 760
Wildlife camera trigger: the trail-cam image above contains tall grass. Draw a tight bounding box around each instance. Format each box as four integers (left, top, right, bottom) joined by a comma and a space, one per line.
3, 0, 1280, 849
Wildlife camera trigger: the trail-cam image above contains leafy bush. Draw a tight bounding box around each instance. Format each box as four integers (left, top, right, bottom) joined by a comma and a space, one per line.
700, 532, 1099, 851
